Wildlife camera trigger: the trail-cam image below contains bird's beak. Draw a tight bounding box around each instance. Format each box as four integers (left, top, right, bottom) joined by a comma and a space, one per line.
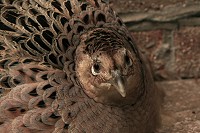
111, 70, 126, 97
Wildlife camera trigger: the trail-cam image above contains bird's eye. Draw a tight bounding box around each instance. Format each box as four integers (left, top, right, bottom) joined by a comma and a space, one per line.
91, 63, 101, 76
125, 55, 132, 67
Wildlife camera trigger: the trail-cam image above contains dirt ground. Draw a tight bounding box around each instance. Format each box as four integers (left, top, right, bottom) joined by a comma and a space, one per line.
157, 80, 200, 133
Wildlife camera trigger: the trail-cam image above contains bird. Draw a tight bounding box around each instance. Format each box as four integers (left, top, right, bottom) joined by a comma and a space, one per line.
0, 0, 161, 133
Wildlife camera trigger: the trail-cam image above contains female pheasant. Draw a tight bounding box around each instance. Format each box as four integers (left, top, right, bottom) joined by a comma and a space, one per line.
0, 0, 161, 132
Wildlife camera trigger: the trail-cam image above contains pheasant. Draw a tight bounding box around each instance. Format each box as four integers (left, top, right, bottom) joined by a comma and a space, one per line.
0, 0, 161, 133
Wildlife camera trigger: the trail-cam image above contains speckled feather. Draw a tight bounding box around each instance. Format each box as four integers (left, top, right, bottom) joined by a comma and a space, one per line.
0, 0, 161, 133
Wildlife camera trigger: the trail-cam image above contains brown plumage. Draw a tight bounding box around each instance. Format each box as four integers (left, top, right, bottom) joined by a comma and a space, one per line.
0, 0, 161, 133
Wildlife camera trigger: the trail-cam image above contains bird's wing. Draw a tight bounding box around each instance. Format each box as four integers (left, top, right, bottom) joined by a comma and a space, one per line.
0, 0, 115, 68
0, 57, 70, 132
0, 0, 122, 132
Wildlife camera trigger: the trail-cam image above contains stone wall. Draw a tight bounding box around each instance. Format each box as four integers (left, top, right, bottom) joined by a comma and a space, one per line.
111, 1, 200, 81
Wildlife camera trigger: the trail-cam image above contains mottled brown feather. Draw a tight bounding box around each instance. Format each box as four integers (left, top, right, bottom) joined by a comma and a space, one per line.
0, 0, 161, 133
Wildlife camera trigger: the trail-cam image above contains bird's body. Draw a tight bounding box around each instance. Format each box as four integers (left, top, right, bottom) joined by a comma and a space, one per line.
0, 0, 161, 133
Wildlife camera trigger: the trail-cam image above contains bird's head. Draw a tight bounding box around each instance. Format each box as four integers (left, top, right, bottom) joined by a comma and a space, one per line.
75, 28, 144, 106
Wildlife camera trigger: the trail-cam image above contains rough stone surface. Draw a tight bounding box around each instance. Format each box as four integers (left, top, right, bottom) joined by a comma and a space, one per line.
174, 27, 200, 79
157, 79, 200, 133
131, 30, 174, 80
117, 3, 200, 25
131, 27, 200, 81
110, 0, 200, 13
